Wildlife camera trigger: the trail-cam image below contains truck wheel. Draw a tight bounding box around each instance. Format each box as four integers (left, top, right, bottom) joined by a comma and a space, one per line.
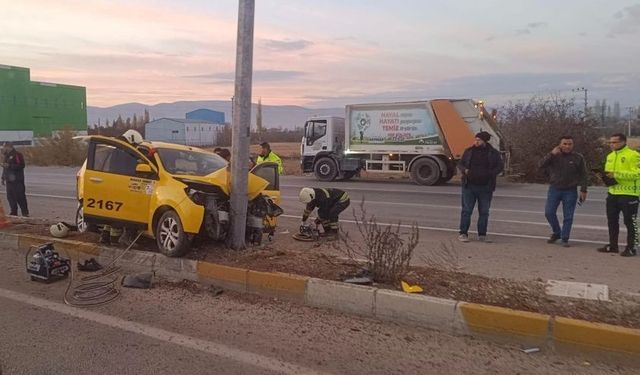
155, 210, 191, 257
314, 157, 338, 181
437, 174, 454, 184
410, 158, 441, 186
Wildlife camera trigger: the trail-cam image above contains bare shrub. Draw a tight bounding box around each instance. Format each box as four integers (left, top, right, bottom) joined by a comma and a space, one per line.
336, 199, 419, 283
419, 241, 461, 272
498, 97, 607, 183
22, 128, 88, 166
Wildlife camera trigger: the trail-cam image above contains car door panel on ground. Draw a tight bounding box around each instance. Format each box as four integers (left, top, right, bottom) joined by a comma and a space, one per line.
83, 141, 153, 225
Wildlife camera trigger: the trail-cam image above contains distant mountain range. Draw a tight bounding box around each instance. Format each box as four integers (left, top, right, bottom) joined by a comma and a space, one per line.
87, 100, 343, 130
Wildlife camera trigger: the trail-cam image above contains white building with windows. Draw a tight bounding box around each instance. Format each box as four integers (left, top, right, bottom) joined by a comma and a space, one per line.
145, 118, 223, 146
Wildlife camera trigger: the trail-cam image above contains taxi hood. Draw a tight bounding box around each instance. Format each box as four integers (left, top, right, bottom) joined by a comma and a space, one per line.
173, 168, 269, 200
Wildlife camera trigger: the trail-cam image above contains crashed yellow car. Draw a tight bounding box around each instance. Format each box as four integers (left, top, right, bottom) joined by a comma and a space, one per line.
75, 133, 282, 257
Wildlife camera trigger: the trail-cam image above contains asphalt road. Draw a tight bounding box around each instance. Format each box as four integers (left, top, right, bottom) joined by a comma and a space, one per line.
9, 166, 616, 243
0, 248, 636, 374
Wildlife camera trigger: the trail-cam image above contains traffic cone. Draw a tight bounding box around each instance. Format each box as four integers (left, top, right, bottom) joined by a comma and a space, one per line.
0, 204, 10, 228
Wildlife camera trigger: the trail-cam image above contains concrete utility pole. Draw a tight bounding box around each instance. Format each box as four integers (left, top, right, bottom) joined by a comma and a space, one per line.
229, 0, 255, 250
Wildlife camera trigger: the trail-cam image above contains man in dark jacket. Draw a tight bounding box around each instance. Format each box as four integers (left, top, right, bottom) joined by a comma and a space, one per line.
539, 135, 588, 247
457, 131, 504, 242
299, 187, 350, 235
1, 142, 29, 216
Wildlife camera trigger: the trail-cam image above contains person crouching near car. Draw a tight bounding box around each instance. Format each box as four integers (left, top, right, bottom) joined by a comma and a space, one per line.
298, 187, 350, 236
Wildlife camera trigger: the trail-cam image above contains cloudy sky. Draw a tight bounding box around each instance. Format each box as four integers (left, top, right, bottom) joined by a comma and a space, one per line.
1, 0, 639, 109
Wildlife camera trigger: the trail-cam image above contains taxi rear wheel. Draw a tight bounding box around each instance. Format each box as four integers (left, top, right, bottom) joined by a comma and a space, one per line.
155, 210, 191, 257
76, 203, 97, 233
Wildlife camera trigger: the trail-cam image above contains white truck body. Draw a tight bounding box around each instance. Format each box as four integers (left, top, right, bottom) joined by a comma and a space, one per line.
301, 99, 505, 185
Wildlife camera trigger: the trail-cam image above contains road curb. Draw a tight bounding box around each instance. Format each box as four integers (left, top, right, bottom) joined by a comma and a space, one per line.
2, 231, 639, 356
553, 317, 640, 355
458, 302, 551, 339
306, 278, 375, 316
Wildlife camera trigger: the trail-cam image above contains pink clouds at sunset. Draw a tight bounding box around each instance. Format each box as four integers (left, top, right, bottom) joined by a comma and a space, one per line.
2, 0, 638, 108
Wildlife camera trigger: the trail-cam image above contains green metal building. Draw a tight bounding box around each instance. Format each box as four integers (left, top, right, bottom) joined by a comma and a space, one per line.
0, 64, 87, 143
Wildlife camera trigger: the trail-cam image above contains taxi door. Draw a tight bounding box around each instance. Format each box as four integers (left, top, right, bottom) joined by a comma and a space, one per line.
82, 139, 155, 228
250, 162, 281, 203
250, 162, 282, 229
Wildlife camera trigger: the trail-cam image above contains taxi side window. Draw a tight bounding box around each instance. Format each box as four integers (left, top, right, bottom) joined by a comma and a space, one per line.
91, 143, 139, 176
252, 163, 279, 190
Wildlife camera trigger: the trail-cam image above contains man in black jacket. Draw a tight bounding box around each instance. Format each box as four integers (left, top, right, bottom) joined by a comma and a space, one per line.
539, 135, 588, 247
299, 187, 350, 235
1, 142, 29, 217
457, 132, 503, 242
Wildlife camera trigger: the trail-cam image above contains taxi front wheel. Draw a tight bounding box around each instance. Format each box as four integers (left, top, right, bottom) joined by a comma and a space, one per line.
155, 210, 191, 257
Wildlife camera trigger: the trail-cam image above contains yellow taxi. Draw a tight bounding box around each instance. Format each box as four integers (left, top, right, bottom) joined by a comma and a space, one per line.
75, 131, 282, 256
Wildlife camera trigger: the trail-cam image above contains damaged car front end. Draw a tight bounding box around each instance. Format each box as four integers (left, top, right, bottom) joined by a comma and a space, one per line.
76, 134, 283, 257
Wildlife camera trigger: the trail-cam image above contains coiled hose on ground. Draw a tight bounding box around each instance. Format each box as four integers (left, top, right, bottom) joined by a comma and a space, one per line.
64, 231, 143, 307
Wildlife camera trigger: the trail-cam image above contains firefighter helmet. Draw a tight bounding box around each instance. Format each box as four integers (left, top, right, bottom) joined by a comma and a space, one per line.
50, 222, 70, 238
122, 129, 144, 144
299, 187, 315, 204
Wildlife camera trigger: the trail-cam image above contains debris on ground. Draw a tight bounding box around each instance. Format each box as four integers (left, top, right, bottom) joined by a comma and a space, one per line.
122, 272, 154, 289
545, 280, 609, 301
344, 276, 373, 285
401, 281, 423, 294
209, 286, 224, 297
521, 347, 540, 354
77, 258, 103, 272
5, 219, 640, 329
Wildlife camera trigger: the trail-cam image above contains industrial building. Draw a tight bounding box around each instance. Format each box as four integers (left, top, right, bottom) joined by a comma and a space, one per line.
0, 64, 87, 144
186, 108, 225, 124
145, 118, 223, 146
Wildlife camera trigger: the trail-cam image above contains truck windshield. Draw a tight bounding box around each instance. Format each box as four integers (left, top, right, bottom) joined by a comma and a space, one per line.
157, 148, 227, 176
305, 120, 327, 145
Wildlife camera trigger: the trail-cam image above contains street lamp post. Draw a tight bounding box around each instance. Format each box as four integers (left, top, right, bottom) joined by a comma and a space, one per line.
572, 87, 588, 121
627, 107, 636, 138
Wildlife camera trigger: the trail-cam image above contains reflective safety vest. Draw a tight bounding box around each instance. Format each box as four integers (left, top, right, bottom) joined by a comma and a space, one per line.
604, 145, 640, 196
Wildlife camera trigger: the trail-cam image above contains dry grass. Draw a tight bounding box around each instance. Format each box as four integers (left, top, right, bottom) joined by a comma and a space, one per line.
250, 142, 300, 158
627, 137, 640, 149
205, 142, 303, 176
22, 129, 88, 166
204, 142, 300, 158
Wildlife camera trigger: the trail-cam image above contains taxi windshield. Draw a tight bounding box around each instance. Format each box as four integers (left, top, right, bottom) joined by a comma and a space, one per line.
157, 148, 227, 176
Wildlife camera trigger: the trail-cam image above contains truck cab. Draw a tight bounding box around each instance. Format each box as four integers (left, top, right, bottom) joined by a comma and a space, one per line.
301, 116, 358, 181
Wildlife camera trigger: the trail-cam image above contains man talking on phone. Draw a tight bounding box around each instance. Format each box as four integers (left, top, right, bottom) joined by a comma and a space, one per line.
539, 135, 588, 247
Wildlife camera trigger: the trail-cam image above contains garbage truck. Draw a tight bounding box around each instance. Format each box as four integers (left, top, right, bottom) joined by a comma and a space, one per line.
300, 99, 507, 186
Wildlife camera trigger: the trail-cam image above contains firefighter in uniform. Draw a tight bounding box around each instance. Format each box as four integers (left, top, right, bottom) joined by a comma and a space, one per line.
299, 187, 350, 235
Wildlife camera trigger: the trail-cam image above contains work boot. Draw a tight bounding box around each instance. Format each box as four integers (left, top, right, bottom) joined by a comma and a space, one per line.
561, 240, 570, 248
118, 229, 137, 247
320, 228, 338, 239
478, 235, 492, 243
620, 248, 637, 257
547, 233, 560, 244
596, 244, 618, 253
458, 234, 469, 243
